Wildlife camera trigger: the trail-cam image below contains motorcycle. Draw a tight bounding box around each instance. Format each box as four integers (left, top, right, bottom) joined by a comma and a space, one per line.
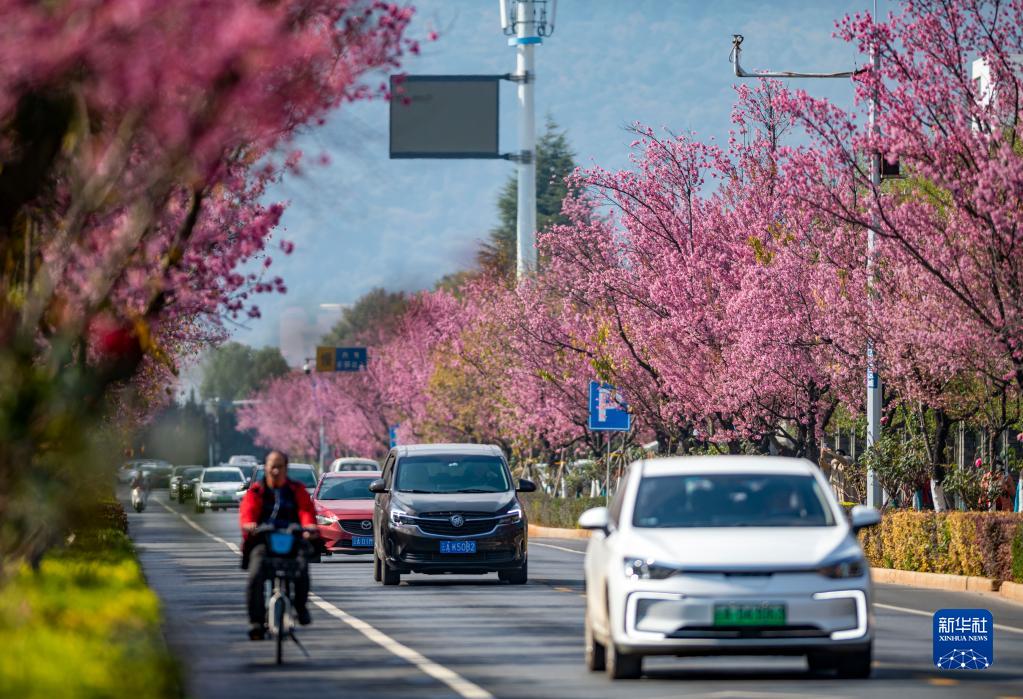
131, 485, 148, 512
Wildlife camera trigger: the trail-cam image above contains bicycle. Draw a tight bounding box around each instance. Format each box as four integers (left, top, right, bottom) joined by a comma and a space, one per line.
255, 525, 311, 665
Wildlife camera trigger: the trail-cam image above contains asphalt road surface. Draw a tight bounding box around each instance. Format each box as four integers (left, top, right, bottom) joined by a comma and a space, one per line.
127, 491, 1023, 699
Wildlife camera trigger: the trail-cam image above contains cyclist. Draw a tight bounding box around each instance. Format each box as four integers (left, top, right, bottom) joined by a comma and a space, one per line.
239, 450, 317, 640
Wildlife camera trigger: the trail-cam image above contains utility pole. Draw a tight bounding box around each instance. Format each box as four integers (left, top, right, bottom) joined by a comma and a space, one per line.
729, 3, 885, 508
501, 0, 556, 279
303, 359, 326, 473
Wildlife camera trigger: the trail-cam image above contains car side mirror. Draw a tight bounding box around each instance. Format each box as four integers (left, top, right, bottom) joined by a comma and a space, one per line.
578, 506, 610, 532
849, 505, 881, 532
368, 478, 388, 494
516, 478, 537, 493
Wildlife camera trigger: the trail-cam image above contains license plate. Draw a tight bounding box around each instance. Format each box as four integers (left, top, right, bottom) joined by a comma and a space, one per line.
351, 536, 373, 547
214, 495, 233, 502
713, 603, 786, 626
440, 540, 477, 554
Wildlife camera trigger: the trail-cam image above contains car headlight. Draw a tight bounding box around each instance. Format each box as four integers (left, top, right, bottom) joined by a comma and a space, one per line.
498, 506, 522, 525
817, 556, 866, 579
316, 514, 338, 526
623, 557, 681, 580
390, 505, 415, 526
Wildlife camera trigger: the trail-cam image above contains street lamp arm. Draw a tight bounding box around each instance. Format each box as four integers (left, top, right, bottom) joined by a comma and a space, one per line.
730, 35, 866, 79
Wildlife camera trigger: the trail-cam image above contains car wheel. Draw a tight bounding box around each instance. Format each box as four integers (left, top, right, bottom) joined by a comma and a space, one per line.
178, 492, 185, 504
835, 644, 872, 679
373, 554, 382, 582
605, 642, 642, 680
585, 614, 606, 672
381, 560, 400, 586
499, 560, 528, 585
195, 501, 204, 513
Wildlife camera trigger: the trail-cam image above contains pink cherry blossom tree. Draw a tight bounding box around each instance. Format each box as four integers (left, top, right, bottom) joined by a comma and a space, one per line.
0, 0, 415, 561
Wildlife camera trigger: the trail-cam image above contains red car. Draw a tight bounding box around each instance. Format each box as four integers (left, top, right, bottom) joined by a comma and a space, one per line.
313, 470, 381, 556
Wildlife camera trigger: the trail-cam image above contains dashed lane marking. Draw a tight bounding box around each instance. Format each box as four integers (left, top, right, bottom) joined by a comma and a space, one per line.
531, 541, 585, 555
875, 602, 1023, 635
154, 500, 495, 699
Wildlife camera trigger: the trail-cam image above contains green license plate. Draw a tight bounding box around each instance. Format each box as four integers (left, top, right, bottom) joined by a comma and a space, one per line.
713, 603, 786, 626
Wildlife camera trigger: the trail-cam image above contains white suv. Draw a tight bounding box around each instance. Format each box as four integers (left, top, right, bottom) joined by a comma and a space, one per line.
580, 456, 880, 680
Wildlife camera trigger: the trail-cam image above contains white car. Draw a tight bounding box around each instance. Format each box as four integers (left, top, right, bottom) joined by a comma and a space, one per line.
580, 456, 880, 680
329, 457, 379, 472
194, 467, 247, 513
228, 454, 259, 466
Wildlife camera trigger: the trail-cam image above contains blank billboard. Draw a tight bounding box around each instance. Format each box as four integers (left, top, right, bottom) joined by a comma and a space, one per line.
390, 76, 500, 159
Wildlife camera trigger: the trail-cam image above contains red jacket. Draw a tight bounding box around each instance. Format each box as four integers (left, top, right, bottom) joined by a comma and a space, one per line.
239, 478, 316, 536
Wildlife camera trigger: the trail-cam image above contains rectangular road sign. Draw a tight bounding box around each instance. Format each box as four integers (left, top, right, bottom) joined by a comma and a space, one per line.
316, 346, 367, 372
390, 75, 500, 159
588, 381, 631, 432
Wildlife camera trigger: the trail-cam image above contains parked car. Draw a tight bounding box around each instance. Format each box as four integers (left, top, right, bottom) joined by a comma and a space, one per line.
194, 466, 247, 513
579, 456, 881, 680
370, 443, 535, 586
313, 470, 382, 556
169, 465, 204, 503
329, 457, 379, 472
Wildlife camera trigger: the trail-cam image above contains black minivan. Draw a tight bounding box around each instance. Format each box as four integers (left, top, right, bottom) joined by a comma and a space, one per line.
370, 443, 536, 586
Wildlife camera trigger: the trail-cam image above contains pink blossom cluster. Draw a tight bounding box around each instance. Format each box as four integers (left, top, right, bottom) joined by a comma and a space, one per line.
0, 0, 415, 416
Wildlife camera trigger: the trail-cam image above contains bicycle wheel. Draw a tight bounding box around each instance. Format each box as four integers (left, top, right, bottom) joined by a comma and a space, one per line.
273, 596, 286, 664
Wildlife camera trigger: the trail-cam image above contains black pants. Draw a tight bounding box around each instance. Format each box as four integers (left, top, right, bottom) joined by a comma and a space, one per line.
246, 543, 310, 625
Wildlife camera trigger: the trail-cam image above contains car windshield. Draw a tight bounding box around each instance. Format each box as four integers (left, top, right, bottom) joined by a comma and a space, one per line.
290, 468, 317, 487
395, 454, 510, 494
182, 468, 203, 479
318, 477, 377, 500
335, 462, 378, 472
203, 470, 243, 483
632, 473, 836, 528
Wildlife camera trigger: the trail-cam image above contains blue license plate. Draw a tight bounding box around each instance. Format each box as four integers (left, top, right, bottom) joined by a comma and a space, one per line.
440, 540, 477, 554
351, 536, 373, 547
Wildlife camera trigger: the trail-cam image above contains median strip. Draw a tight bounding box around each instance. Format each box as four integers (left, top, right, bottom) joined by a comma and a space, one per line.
154, 501, 494, 699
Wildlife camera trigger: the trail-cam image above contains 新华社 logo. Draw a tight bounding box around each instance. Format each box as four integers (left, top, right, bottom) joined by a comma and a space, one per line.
933, 608, 994, 670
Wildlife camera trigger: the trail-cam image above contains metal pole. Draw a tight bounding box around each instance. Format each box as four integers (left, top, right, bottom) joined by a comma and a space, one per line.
514, 0, 537, 279
605, 434, 611, 504
865, 0, 884, 509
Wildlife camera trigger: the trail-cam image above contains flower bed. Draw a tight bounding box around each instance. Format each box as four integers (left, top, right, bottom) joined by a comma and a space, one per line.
0, 509, 181, 698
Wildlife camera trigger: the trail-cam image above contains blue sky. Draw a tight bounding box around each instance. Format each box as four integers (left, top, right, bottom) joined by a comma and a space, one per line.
232, 0, 874, 350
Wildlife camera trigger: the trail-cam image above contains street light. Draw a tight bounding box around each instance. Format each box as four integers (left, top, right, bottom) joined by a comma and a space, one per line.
728, 6, 885, 509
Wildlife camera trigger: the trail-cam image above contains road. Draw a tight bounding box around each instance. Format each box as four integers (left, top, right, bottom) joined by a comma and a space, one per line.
127, 491, 1023, 699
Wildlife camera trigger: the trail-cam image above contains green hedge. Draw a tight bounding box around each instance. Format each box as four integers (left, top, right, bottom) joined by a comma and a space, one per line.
0, 518, 181, 698
523, 494, 605, 529
858, 511, 1023, 582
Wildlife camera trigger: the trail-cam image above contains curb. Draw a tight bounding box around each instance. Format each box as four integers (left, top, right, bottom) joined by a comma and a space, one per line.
870, 567, 998, 593
1002, 581, 1023, 603
528, 524, 591, 540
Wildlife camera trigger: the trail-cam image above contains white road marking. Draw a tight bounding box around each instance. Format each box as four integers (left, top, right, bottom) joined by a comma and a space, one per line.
532, 541, 585, 555
875, 602, 1023, 635
153, 501, 494, 699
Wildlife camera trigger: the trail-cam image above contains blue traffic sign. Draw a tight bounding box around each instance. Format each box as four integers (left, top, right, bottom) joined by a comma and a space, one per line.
588, 381, 631, 432
389, 425, 400, 448
316, 346, 367, 372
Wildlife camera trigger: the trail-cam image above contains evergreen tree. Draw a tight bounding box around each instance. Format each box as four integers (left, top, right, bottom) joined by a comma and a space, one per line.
477, 117, 577, 277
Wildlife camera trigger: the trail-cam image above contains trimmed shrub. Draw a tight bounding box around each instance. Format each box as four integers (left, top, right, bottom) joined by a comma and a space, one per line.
523, 495, 605, 529
859, 511, 1023, 582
